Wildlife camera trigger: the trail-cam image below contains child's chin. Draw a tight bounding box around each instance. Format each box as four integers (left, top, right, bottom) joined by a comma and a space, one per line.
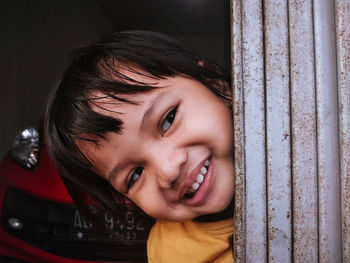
154, 211, 204, 222
194, 198, 234, 222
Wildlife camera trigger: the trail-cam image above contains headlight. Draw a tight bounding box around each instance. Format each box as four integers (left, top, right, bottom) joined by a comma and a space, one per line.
9, 126, 40, 170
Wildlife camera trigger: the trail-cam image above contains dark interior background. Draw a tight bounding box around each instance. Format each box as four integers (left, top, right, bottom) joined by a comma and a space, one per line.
0, 0, 230, 160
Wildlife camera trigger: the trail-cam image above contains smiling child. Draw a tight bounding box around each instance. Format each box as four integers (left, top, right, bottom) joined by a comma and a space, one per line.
45, 30, 234, 262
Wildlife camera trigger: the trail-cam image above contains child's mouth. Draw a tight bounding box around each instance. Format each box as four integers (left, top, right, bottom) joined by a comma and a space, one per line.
182, 159, 210, 200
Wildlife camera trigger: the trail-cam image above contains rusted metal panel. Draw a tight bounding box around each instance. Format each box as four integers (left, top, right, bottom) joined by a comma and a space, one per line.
335, 1, 350, 262
231, 0, 267, 262
313, 1, 342, 262
264, 1, 292, 262
288, 1, 319, 262
231, 0, 246, 262
231, 0, 347, 262
241, 0, 267, 262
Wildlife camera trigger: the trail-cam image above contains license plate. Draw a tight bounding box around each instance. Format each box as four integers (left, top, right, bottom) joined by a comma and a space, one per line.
70, 209, 148, 241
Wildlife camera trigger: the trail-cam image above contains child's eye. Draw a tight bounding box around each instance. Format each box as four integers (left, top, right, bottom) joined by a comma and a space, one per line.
160, 107, 177, 133
128, 167, 143, 189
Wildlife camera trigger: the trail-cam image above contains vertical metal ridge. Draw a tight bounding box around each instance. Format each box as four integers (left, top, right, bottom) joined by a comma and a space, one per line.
231, 0, 246, 262
261, 1, 269, 261
264, 0, 292, 262
335, 1, 350, 262
231, 0, 267, 261
313, 0, 342, 262
286, 1, 295, 262
241, 0, 267, 261
289, 0, 319, 261
310, 2, 321, 262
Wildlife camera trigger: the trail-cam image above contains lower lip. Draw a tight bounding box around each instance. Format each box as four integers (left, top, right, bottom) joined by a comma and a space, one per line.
181, 159, 213, 206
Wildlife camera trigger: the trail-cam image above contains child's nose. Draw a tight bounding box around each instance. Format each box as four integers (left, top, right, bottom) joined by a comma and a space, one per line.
152, 147, 187, 189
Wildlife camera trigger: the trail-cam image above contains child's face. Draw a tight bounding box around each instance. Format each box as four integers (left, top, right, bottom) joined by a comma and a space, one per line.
81, 71, 234, 222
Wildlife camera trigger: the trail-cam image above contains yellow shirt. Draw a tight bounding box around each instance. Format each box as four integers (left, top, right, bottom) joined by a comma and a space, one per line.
147, 219, 234, 263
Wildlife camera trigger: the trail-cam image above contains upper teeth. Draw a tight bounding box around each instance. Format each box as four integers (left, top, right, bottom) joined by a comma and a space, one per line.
187, 159, 210, 194
197, 174, 204, 183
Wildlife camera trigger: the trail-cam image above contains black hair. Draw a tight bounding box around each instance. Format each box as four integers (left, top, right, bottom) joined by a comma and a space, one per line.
45, 30, 231, 231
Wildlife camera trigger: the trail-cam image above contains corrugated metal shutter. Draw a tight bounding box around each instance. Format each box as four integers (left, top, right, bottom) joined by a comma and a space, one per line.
231, 0, 349, 262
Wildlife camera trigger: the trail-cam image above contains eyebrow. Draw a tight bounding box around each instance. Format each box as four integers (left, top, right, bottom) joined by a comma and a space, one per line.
140, 90, 170, 132
107, 163, 121, 184
107, 90, 170, 183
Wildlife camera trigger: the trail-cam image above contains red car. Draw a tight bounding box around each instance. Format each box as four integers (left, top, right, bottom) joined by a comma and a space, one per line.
0, 123, 148, 263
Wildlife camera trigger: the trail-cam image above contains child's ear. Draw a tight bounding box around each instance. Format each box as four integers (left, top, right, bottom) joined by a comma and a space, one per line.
198, 60, 205, 67
198, 60, 232, 105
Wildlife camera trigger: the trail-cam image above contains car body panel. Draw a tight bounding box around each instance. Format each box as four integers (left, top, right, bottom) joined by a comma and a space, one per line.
0, 128, 148, 263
